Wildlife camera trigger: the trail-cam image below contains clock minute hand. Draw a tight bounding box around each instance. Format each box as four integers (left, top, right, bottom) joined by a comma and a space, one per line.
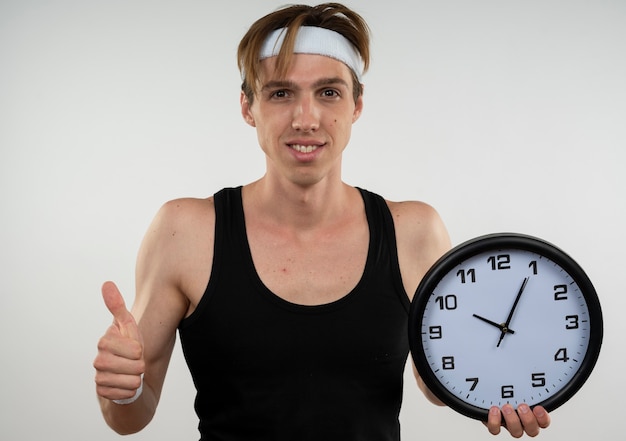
473, 314, 515, 334
497, 277, 529, 348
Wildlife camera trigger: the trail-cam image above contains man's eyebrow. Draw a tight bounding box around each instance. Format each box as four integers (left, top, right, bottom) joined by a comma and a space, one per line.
261, 80, 298, 92
312, 77, 350, 89
261, 77, 350, 92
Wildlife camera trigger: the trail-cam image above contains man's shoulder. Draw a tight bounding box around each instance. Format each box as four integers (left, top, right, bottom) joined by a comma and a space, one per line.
136, 196, 217, 302
385, 198, 451, 255
141, 196, 217, 255
156, 196, 216, 227
385, 199, 442, 226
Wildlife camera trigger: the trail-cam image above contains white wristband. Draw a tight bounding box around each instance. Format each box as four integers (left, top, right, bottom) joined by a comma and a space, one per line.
112, 374, 143, 405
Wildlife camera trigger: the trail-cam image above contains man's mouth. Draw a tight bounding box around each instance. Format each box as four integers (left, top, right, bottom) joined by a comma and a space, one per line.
289, 144, 320, 153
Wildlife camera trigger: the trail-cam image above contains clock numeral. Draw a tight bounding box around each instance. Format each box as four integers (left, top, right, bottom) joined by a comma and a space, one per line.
488, 254, 511, 270
565, 315, 579, 329
531, 372, 546, 387
501, 385, 514, 399
466, 377, 479, 391
529, 260, 538, 275
442, 356, 455, 370
554, 348, 570, 363
435, 294, 457, 310
554, 284, 568, 301
456, 268, 476, 283
429, 325, 442, 339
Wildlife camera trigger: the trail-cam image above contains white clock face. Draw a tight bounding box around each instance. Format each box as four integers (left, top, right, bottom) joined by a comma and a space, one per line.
419, 248, 592, 412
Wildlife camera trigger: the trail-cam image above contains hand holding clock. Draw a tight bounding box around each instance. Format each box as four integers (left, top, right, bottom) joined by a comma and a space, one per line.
486, 403, 551, 437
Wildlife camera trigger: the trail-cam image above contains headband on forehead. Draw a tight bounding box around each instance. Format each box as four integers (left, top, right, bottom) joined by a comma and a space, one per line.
258, 26, 364, 81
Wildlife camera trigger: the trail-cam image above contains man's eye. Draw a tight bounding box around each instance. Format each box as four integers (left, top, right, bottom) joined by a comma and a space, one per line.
271, 90, 288, 99
322, 89, 339, 97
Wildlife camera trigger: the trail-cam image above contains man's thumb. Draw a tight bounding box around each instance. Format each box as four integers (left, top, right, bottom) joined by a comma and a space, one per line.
102, 281, 141, 342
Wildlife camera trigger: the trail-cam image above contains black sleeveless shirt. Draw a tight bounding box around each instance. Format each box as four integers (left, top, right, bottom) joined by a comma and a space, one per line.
179, 187, 410, 440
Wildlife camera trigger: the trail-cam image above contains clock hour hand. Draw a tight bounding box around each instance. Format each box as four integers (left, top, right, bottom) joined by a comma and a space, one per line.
497, 277, 529, 347
472, 314, 515, 334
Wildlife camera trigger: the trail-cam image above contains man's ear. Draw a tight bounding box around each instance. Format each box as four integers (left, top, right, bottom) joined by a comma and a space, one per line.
352, 85, 364, 123
240, 91, 256, 127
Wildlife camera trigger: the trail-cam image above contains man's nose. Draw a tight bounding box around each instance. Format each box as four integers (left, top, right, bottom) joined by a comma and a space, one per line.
292, 96, 320, 132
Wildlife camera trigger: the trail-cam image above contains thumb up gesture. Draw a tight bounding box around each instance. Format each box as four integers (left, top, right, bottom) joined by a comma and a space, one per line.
94, 281, 145, 403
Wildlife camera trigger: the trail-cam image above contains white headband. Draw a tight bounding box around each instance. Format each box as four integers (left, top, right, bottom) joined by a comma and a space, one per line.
258, 26, 364, 81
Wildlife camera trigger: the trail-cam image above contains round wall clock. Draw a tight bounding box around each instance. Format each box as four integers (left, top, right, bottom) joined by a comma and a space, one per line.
408, 233, 603, 421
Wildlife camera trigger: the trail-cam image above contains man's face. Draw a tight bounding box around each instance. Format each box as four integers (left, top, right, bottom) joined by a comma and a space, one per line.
241, 54, 363, 188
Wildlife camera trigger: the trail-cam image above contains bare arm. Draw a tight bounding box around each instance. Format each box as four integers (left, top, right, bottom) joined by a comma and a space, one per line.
94, 198, 213, 434
388, 200, 451, 405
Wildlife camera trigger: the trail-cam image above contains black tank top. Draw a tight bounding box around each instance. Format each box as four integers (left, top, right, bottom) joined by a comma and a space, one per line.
179, 187, 410, 441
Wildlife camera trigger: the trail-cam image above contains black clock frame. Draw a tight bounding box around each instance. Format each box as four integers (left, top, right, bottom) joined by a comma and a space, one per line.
408, 233, 603, 421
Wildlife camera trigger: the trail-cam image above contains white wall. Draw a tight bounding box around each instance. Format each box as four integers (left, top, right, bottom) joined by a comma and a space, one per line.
1, 0, 624, 439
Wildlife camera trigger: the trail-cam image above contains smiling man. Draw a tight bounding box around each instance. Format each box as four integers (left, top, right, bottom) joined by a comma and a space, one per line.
93, 4, 550, 440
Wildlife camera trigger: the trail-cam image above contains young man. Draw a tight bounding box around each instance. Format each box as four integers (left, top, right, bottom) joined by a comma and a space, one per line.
94, 3, 551, 439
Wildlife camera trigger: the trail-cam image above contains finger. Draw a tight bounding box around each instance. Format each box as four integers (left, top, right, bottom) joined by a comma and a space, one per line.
95, 370, 143, 390
102, 281, 130, 321
96, 329, 144, 363
517, 404, 540, 437
485, 406, 502, 435
501, 404, 523, 438
533, 406, 551, 429
101, 281, 142, 343
95, 372, 143, 401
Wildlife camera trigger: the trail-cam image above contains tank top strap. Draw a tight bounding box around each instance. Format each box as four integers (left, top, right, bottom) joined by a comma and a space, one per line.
213, 186, 246, 253
357, 187, 410, 313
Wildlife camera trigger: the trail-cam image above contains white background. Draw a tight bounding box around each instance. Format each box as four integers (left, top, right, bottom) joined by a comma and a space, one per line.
1, 0, 624, 439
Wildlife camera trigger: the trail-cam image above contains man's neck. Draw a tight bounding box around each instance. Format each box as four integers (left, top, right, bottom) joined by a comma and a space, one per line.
242, 177, 357, 232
